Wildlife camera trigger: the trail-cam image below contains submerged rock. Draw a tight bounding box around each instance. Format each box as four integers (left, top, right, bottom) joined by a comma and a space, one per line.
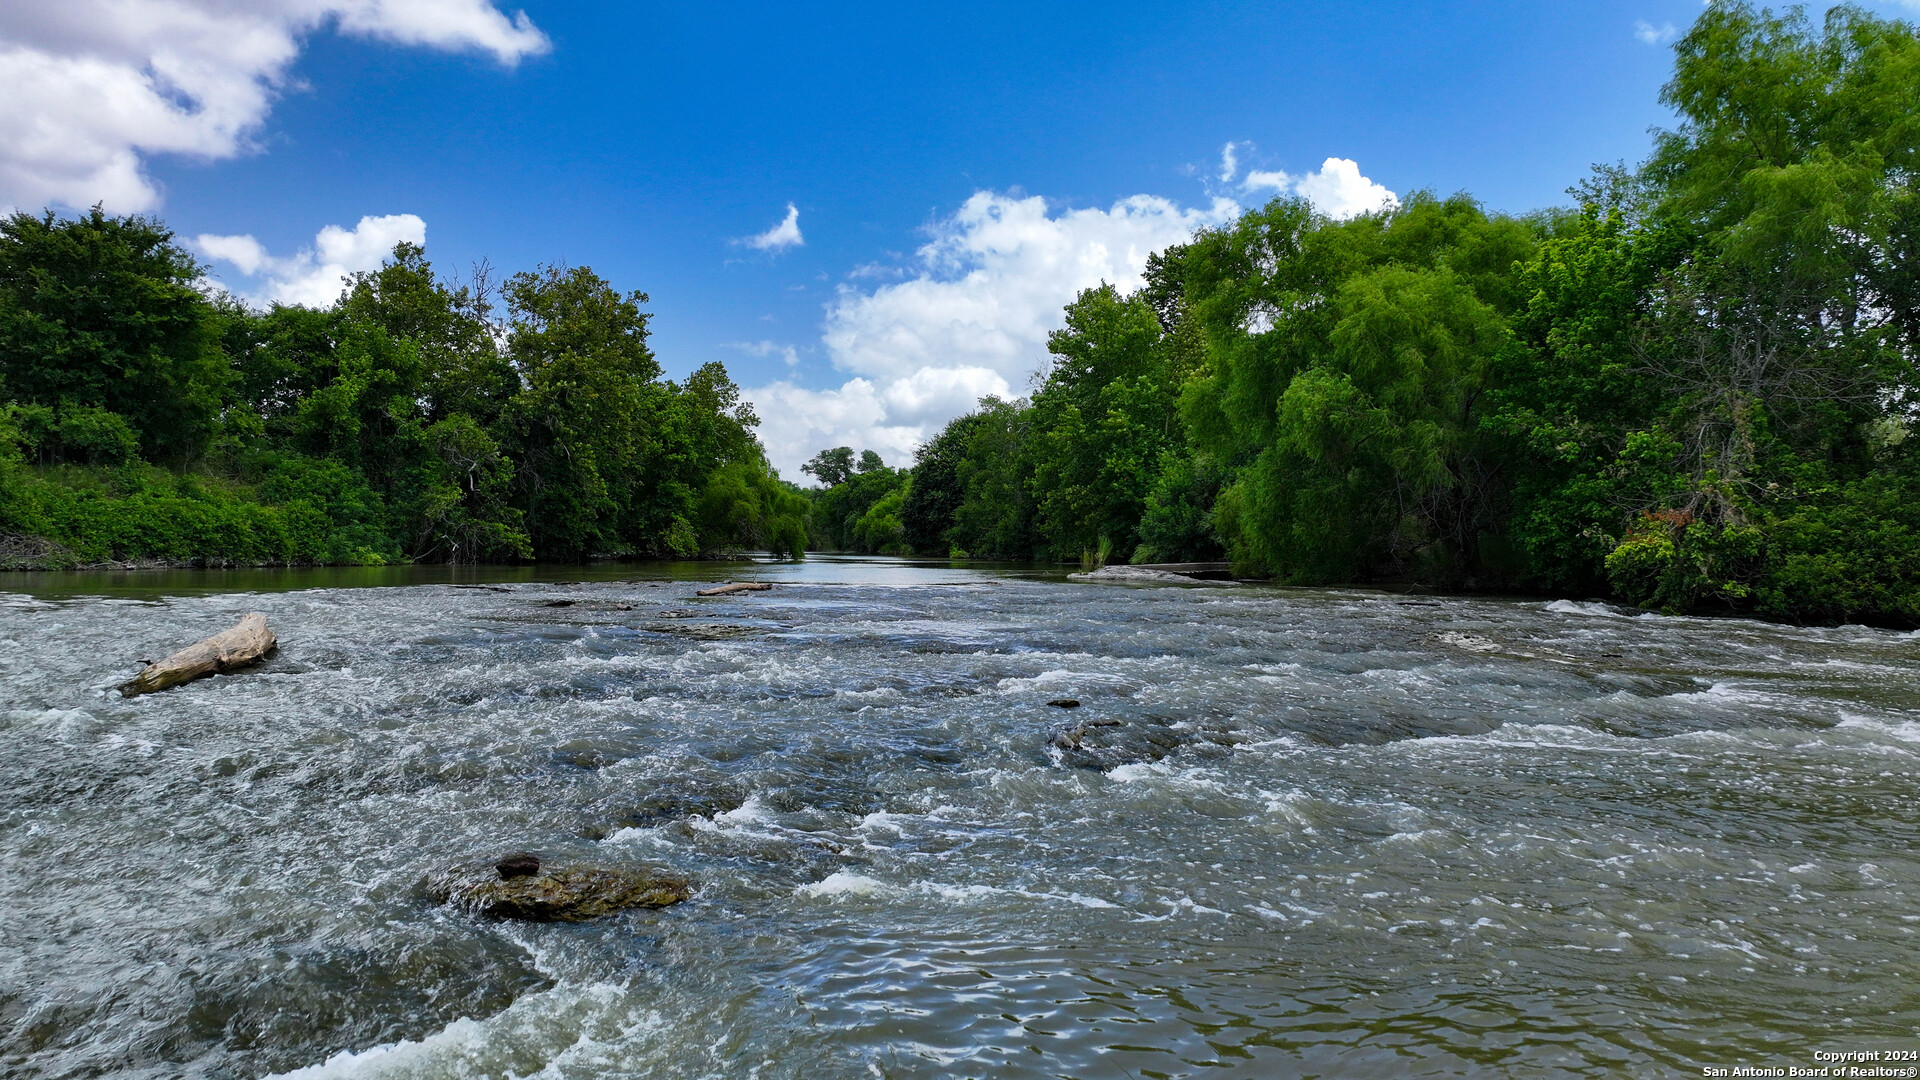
1436, 630, 1501, 653
1048, 714, 1244, 770
613, 791, 746, 829
640, 621, 762, 640
1431, 630, 1577, 664
429, 860, 690, 921
1066, 565, 1237, 586
1047, 698, 1081, 709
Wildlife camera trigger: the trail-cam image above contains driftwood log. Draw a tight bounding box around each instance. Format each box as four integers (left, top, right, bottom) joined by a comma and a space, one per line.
120, 613, 276, 697
694, 582, 773, 597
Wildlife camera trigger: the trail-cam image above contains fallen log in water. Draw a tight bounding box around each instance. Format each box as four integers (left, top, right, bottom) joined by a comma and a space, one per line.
119, 613, 276, 697
695, 582, 774, 597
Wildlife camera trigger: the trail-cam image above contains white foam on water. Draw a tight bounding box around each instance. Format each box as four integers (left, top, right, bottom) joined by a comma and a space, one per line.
0, 594, 57, 610
710, 796, 776, 828
1835, 715, 1920, 745
600, 827, 678, 849
914, 882, 1004, 903
681, 796, 794, 847
856, 810, 909, 835
1379, 828, 1456, 848
1105, 762, 1162, 782
1100, 761, 1234, 796
1382, 722, 1631, 754
994, 667, 1135, 693
795, 872, 895, 899
1024, 890, 1119, 909
1240, 662, 1304, 675
1543, 599, 1627, 618
1131, 895, 1235, 923
265, 982, 646, 1080
1256, 787, 1321, 826
794, 873, 1119, 911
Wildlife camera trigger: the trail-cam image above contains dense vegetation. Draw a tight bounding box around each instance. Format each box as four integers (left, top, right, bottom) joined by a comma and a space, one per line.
820, 3, 1920, 623
0, 221, 807, 568
799, 446, 910, 555
9, 3, 1918, 625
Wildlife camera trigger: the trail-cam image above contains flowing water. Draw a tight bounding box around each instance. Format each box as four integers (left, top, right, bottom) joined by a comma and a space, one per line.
3, 557, 1917, 1079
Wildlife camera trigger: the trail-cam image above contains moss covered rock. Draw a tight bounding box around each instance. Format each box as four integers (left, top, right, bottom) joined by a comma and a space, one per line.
429, 860, 690, 921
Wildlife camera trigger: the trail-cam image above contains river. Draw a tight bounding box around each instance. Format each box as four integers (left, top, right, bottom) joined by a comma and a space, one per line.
2, 557, 1916, 1078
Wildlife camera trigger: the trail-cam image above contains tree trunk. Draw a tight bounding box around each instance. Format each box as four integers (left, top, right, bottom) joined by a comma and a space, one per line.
120, 613, 277, 697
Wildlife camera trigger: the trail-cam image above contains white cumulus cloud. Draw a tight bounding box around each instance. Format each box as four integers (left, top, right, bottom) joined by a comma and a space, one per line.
741, 203, 803, 252
0, 1, 548, 213
1242, 157, 1398, 220
196, 212, 426, 307
823, 191, 1235, 385
746, 190, 1236, 477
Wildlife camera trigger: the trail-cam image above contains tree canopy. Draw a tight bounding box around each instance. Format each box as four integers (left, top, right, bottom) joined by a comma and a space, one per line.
1, 219, 806, 567
874, 2, 1920, 623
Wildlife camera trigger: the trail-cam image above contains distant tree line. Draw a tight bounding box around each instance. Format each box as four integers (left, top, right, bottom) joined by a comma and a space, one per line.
800, 4, 1920, 623
0, 218, 807, 567
799, 446, 909, 554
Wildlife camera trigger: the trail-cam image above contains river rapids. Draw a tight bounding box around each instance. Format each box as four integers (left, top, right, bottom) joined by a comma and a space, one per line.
2, 557, 1916, 1078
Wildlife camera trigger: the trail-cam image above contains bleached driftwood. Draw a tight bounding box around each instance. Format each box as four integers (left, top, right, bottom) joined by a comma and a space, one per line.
695, 582, 774, 597
119, 613, 276, 697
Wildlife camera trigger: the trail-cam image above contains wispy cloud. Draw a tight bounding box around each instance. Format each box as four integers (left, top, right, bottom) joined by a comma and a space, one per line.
0, 1, 547, 213
726, 339, 801, 366
1634, 20, 1678, 46
741, 202, 804, 252
195, 213, 426, 308
1218, 141, 1240, 183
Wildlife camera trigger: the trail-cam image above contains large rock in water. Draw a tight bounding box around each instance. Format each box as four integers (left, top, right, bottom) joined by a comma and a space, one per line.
1065, 565, 1236, 586
428, 859, 690, 921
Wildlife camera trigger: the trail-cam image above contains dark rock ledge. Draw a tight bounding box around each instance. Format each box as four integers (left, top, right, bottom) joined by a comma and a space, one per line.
428, 854, 690, 921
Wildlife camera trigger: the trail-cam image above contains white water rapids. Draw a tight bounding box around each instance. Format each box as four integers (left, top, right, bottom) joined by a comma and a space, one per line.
2, 557, 1916, 1077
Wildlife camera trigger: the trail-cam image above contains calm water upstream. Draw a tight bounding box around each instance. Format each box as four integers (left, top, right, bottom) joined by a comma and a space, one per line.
2, 557, 1917, 1079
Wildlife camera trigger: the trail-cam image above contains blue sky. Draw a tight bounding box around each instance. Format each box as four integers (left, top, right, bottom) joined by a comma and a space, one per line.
5, 1, 1914, 476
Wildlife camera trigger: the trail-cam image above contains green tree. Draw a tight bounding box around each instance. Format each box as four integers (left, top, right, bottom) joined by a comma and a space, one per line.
799, 445, 910, 552
1181, 193, 1536, 581
901, 412, 986, 554
1028, 284, 1177, 562
497, 264, 660, 559
0, 208, 228, 460
949, 397, 1034, 559
802, 446, 857, 487
338, 243, 518, 425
